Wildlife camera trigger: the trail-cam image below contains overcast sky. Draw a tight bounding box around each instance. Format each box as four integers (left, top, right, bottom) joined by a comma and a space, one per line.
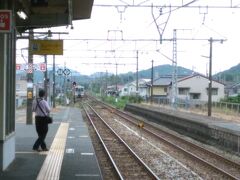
17, 0, 240, 76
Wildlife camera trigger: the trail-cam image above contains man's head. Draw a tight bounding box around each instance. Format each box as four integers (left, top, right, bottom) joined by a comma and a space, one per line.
39, 89, 45, 98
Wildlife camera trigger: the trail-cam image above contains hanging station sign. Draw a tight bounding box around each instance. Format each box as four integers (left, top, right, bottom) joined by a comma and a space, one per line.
29, 39, 63, 55
0, 10, 12, 33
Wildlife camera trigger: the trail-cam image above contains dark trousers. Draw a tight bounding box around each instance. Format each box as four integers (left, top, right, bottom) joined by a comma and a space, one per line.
33, 116, 48, 150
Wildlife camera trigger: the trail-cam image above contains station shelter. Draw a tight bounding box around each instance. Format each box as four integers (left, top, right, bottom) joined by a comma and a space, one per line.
0, 0, 94, 170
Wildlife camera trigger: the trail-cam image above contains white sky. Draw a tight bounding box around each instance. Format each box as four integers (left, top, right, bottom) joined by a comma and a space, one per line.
16, 0, 240, 76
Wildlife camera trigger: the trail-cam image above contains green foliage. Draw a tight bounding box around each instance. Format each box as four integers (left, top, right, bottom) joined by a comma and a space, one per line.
225, 74, 234, 82
101, 96, 123, 109
102, 95, 143, 109
128, 95, 143, 103
221, 94, 240, 103
91, 82, 101, 93
55, 96, 65, 105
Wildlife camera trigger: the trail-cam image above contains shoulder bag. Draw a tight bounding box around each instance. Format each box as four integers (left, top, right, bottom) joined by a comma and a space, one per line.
36, 99, 53, 124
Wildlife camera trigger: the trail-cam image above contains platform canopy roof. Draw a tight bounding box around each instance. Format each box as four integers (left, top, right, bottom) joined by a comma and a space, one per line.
15, 0, 94, 32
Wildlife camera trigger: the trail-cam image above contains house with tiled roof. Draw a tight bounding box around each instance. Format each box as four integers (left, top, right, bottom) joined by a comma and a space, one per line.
146, 76, 172, 97
171, 74, 225, 102
148, 74, 225, 102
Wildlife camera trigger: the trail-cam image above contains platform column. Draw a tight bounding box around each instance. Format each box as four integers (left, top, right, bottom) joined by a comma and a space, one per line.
0, 0, 16, 171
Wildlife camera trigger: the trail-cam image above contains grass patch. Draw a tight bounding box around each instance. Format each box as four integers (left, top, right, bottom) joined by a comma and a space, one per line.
101, 95, 143, 109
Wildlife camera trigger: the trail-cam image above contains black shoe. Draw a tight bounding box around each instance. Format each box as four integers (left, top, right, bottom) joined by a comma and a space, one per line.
42, 148, 49, 151
32, 148, 41, 152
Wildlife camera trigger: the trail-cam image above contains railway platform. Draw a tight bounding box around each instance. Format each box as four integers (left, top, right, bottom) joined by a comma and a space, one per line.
125, 103, 240, 154
0, 106, 102, 180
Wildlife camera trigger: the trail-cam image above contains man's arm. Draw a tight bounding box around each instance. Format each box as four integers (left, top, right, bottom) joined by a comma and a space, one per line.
44, 100, 51, 114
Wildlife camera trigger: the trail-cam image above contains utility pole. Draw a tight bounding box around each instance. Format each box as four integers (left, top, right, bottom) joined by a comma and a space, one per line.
208, 37, 213, 117
202, 37, 225, 116
53, 55, 56, 108
64, 62, 66, 96
171, 29, 178, 109
136, 50, 139, 94
105, 70, 108, 94
115, 63, 118, 92
151, 60, 154, 104
44, 55, 48, 100
26, 30, 34, 125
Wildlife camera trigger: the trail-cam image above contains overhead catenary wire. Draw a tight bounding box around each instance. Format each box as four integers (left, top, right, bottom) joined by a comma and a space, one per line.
93, 1, 240, 9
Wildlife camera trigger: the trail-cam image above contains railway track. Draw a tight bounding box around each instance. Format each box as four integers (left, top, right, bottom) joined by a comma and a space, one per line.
87, 97, 240, 179
83, 103, 160, 180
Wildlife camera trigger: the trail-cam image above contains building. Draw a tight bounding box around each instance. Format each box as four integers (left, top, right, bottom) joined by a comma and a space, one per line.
138, 79, 151, 97
147, 74, 225, 105
106, 85, 122, 96
147, 76, 172, 97
119, 79, 151, 97
172, 74, 225, 102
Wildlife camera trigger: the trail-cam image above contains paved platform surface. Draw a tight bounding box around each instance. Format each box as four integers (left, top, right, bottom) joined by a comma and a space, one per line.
0, 106, 102, 180
137, 104, 240, 135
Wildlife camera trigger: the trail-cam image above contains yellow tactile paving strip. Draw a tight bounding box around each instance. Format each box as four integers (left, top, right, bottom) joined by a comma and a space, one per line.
37, 123, 69, 180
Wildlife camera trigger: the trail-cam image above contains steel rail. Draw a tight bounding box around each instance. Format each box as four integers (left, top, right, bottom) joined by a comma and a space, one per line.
114, 106, 240, 168
83, 105, 124, 180
115, 110, 240, 180
95, 97, 240, 168
124, 110, 240, 167
85, 103, 160, 180
91, 98, 240, 180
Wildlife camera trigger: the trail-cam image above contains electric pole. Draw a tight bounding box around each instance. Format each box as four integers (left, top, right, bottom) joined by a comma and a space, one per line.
115, 63, 118, 92
208, 37, 213, 117
105, 70, 108, 94
53, 55, 56, 108
136, 50, 139, 94
171, 29, 178, 109
44, 55, 48, 100
151, 60, 154, 104
26, 29, 34, 125
207, 37, 226, 116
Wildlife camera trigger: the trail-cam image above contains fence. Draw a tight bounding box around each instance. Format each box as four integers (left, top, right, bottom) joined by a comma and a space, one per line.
146, 97, 240, 115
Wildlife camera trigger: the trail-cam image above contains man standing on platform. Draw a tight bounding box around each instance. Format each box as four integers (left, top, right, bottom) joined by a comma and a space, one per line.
32, 89, 50, 152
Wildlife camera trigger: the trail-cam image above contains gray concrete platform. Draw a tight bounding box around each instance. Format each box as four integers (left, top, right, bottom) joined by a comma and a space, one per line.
210, 122, 240, 133
0, 106, 102, 180
125, 104, 240, 154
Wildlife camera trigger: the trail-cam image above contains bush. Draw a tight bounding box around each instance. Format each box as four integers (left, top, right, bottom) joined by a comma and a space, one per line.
101, 95, 143, 109
128, 95, 143, 103
121, 96, 129, 100
221, 94, 240, 103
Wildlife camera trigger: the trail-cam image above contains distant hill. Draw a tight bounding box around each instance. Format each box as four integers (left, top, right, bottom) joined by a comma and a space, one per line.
138, 64, 193, 78
16, 68, 91, 86
66, 64, 194, 85
118, 64, 194, 83
90, 72, 114, 78
214, 63, 240, 84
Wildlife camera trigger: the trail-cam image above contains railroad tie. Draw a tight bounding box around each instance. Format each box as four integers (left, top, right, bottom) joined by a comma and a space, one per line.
37, 122, 69, 180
